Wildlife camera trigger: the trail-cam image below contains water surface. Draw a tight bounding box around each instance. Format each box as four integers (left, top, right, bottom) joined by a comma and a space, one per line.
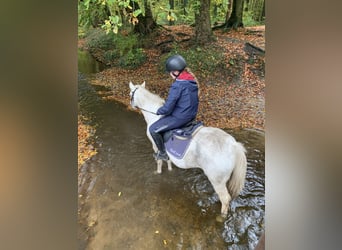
78, 50, 265, 249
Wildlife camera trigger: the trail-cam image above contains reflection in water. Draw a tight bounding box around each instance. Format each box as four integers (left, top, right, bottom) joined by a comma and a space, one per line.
78, 50, 265, 249
78, 49, 106, 75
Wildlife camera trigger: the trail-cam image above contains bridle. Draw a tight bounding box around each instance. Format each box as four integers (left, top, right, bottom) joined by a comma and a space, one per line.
130, 87, 158, 115
130, 87, 138, 106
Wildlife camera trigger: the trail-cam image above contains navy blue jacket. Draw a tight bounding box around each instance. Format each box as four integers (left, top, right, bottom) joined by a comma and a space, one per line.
157, 77, 199, 120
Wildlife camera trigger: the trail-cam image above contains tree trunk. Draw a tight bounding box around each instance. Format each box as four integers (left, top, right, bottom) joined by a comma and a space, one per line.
194, 0, 213, 44
225, 0, 244, 29
134, 0, 157, 34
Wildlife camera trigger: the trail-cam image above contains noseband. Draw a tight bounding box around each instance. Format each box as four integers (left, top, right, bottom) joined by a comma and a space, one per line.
130, 87, 157, 115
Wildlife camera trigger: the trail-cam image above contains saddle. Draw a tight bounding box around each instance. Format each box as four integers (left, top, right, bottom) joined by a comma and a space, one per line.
163, 120, 203, 159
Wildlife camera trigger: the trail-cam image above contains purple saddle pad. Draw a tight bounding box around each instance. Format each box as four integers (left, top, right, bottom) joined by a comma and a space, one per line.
165, 135, 192, 159
164, 122, 203, 159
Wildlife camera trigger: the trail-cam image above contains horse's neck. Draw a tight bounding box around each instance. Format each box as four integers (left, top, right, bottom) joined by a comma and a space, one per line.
142, 111, 160, 126
138, 89, 163, 126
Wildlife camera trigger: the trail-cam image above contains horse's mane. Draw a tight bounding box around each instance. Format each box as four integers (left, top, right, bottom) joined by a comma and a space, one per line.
139, 86, 164, 106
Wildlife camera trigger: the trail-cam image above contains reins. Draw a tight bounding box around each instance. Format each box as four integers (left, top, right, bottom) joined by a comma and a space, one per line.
131, 88, 158, 115
138, 107, 158, 115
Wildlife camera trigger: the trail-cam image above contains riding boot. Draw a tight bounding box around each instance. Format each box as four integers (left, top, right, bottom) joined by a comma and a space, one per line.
150, 132, 169, 161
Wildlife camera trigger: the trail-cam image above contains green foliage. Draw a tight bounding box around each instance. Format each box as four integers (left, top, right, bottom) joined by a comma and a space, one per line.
159, 45, 226, 74
84, 28, 146, 68
115, 34, 139, 56
79, 0, 264, 36
104, 50, 119, 62
154, 3, 179, 25
79, 0, 145, 35
85, 28, 116, 50
102, 15, 122, 34
115, 34, 147, 68
178, 10, 195, 25
153, 1, 196, 25
243, 11, 264, 27
210, 0, 228, 25
78, 0, 111, 29
78, 26, 87, 39
118, 48, 146, 68
244, 0, 265, 24
192, 0, 201, 15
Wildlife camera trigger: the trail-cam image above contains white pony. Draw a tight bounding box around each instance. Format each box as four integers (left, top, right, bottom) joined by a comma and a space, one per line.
129, 81, 247, 216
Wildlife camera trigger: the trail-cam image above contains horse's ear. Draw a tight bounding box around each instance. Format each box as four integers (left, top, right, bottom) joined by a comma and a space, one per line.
141, 81, 146, 88
129, 81, 134, 90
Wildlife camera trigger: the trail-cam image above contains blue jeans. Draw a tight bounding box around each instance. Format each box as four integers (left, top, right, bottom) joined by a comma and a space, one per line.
149, 116, 193, 153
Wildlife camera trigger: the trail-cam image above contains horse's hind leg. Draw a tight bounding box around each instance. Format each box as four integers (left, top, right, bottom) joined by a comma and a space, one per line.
212, 181, 231, 216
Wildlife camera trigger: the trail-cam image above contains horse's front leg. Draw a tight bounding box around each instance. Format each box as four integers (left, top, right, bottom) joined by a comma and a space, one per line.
152, 143, 164, 174
147, 130, 163, 174
146, 129, 171, 173
156, 159, 163, 174
167, 159, 172, 171
152, 145, 163, 174
155, 159, 171, 173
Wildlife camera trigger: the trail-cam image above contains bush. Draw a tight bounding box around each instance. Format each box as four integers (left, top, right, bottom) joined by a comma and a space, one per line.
243, 11, 265, 27
84, 28, 147, 68
118, 48, 146, 69
115, 34, 139, 56
104, 50, 119, 63
114, 34, 146, 68
85, 28, 116, 50
159, 46, 226, 75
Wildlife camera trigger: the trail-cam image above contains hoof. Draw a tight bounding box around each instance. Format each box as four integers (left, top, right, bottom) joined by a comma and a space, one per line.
167, 161, 172, 171
216, 214, 226, 223
154, 170, 162, 175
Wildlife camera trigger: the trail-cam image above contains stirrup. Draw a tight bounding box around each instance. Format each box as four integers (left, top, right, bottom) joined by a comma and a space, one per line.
153, 151, 169, 161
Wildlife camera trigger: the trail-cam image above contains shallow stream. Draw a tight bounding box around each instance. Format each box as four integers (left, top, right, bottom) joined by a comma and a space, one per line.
78, 50, 265, 249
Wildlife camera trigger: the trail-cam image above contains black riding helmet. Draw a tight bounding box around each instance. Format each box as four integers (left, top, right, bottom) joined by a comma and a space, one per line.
165, 54, 187, 73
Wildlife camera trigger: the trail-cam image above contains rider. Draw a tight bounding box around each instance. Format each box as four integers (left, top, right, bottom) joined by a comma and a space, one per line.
149, 54, 199, 161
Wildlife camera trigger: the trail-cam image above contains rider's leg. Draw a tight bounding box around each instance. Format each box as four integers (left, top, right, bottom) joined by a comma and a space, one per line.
150, 131, 168, 160
149, 116, 192, 160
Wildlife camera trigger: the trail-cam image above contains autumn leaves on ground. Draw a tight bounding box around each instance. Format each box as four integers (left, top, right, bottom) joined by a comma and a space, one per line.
78, 25, 265, 168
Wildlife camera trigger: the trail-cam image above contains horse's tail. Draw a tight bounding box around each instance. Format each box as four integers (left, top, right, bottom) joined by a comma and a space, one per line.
228, 142, 247, 198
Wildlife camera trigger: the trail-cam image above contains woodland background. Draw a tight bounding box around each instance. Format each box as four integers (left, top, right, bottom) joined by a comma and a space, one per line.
78, 0, 265, 167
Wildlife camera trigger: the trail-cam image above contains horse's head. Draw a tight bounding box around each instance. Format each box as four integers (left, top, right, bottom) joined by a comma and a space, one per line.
129, 81, 145, 109
129, 81, 164, 117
